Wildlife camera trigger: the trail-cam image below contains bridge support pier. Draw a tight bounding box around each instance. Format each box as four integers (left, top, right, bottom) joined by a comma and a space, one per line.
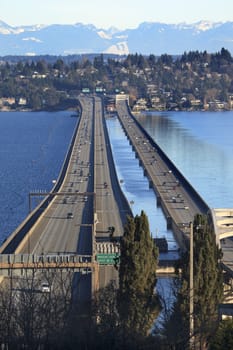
92, 263, 99, 294
157, 195, 161, 206
167, 216, 172, 229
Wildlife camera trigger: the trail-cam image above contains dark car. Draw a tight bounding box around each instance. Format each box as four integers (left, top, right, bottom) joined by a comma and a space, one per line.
67, 212, 73, 219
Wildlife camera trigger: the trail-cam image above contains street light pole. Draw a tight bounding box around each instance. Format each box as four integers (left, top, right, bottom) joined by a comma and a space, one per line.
189, 221, 194, 349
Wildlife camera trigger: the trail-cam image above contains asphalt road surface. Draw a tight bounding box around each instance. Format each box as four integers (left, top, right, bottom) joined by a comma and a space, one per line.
16, 96, 94, 256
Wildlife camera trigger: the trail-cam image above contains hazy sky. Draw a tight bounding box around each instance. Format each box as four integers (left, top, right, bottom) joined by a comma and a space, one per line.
1, 0, 233, 29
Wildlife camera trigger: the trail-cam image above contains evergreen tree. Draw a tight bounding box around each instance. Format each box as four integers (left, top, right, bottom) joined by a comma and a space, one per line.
117, 211, 160, 338
192, 214, 223, 348
164, 214, 223, 349
209, 319, 233, 350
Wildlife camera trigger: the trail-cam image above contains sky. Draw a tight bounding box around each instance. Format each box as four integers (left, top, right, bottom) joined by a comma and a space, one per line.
1, 0, 233, 29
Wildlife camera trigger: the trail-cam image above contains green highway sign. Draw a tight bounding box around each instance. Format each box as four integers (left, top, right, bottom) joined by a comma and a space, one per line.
96, 253, 120, 265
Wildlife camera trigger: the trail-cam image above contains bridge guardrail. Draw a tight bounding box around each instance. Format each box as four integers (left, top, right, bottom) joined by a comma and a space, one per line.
0, 253, 93, 265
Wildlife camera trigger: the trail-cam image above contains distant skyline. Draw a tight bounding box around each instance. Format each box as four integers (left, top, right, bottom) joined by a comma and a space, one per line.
1, 0, 233, 29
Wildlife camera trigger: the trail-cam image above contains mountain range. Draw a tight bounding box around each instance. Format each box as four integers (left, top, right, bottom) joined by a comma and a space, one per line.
1, 20, 233, 56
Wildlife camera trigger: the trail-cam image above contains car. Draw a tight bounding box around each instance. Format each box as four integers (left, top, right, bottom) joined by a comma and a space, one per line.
41, 282, 50, 293
67, 212, 73, 219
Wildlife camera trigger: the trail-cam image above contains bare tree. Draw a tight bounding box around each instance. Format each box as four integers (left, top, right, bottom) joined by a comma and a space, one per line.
0, 268, 75, 349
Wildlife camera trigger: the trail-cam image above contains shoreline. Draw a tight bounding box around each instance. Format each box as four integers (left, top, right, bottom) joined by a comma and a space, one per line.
0, 107, 77, 113
1, 106, 231, 113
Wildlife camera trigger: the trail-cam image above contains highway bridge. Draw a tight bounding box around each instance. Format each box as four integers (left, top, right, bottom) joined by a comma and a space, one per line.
0, 96, 131, 296
0, 94, 233, 301
116, 98, 209, 248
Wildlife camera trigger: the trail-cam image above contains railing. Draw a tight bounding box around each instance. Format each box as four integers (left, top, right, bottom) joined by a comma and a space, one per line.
0, 253, 178, 276
0, 253, 93, 265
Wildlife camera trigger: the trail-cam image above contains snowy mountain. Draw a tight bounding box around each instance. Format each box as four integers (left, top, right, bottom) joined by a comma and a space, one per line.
0, 20, 233, 56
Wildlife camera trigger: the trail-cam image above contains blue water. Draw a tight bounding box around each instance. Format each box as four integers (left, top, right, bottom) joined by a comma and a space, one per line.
0, 111, 77, 244
137, 111, 233, 209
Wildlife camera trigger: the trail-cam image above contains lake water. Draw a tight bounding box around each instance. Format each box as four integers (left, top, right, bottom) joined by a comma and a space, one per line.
0, 111, 77, 244
137, 111, 233, 209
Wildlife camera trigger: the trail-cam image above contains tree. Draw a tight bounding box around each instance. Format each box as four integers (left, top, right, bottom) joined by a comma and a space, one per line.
28, 91, 42, 110
192, 214, 223, 348
91, 281, 120, 349
220, 47, 232, 63
36, 60, 48, 74
164, 214, 223, 349
53, 58, 65, 71
0, 269, 75, 349
93, 54, 104, 70
117, 211, 160, 339
158, 54, 173, 66
209, 319, 233, 350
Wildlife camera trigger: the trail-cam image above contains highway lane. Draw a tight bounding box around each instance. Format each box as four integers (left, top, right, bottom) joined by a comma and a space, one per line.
16, 96, 94, 256
93, 96, 131, 287
94, 97, 126, 238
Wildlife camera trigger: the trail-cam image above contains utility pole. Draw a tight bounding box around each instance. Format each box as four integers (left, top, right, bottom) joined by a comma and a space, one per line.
189, 221, 194, 349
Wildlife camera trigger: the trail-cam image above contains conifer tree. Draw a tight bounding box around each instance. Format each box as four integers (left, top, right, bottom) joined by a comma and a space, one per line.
209, 319, 233, 350
164, 214, 223, 349
192, 214, 223, 348
117, 211, 160, 337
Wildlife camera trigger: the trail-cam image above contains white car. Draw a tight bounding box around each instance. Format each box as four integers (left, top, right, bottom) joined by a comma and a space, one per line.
41, 283, 50, 293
